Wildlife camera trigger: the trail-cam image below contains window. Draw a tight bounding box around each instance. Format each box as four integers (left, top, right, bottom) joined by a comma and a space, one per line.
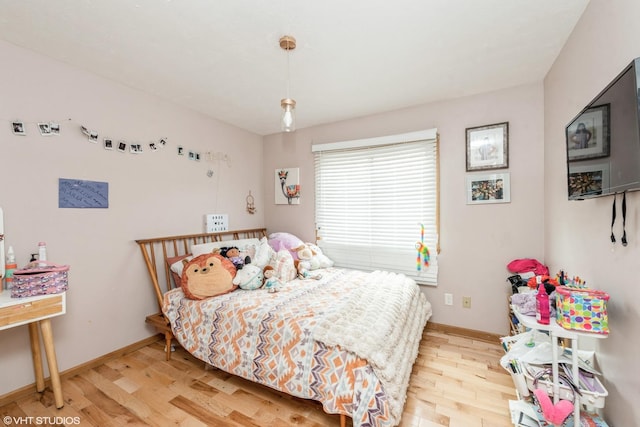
313, 129, 439, 286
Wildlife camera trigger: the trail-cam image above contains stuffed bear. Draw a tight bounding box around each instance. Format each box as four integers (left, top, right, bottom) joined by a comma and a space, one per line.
232, 264, 263, 290
292, 243, 315, 261
219, 246, 251, 270
181, 252, 237, 300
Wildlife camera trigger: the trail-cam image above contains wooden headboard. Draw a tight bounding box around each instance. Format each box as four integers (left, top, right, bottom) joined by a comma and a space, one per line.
136, 228, 267, 312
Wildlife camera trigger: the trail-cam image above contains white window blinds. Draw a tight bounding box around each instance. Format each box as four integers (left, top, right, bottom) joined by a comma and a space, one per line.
313, 129, 439, 286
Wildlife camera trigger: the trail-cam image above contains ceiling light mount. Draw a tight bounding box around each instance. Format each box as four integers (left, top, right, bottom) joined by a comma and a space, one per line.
280, 35, 297, 132
279, 35, 296, 51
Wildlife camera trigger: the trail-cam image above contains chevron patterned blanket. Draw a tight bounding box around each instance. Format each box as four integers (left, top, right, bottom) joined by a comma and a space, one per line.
162, 267, 431, 427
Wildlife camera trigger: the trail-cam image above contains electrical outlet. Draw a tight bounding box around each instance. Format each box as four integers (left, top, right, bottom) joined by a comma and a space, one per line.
204, 214, 229, 232
444, 293, 453, 306
462, 296, 471, 308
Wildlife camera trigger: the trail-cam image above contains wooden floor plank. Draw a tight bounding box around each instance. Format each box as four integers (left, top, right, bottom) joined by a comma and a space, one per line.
0, 326, 516, 426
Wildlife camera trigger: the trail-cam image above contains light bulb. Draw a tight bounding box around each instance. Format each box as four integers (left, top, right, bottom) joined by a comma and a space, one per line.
281, 98, 296, 132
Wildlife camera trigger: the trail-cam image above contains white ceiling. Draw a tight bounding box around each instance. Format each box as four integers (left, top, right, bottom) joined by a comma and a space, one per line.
0, 0, 589, 136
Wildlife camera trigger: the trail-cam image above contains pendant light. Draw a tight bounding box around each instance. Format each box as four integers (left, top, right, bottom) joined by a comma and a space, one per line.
280, 35, 296, 132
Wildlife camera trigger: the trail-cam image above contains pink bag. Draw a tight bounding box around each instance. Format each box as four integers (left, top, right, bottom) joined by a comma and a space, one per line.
11, 261, 70, 298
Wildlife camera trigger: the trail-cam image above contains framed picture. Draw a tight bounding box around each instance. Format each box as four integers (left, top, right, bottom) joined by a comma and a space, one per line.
466, 172, 511, 204
275, 168, 300, 205
12, 121, 26, 135
465, 122, 509, 171
38, 122, 52, 136
566, 104, 610, 161
568, 163, 610, 199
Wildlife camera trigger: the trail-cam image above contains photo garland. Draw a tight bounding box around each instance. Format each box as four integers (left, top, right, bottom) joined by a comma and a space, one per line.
7, 119, 231, 168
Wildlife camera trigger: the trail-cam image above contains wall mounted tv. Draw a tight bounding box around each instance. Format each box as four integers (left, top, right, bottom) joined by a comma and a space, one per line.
566, 57, 640, 200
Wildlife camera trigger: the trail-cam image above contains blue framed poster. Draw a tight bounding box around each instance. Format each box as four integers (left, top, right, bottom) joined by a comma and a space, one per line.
58, 178, 109, 209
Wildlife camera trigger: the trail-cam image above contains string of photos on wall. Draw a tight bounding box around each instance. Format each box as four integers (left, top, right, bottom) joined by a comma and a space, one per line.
6, 118, 231, 176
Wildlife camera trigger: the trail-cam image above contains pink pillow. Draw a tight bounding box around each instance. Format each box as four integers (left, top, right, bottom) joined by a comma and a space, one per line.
166, 254, 192, 287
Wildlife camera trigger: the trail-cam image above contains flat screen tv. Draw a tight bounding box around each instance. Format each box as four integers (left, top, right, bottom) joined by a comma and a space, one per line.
566, 57, 640, 200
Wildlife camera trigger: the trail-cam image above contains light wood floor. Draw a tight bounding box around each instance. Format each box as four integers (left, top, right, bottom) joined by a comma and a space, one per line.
0, 325, 516, 426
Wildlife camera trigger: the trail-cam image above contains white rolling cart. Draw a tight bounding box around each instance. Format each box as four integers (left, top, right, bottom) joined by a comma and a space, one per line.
510, 304, 608, 424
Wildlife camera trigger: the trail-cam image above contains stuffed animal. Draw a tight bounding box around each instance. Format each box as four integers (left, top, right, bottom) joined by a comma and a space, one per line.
304, 242, 334, 270
292, 243, 315, 261
220, 246, 251, 270
232, 264, 263, 290
268, 232, 305, 259
294, 259, 321, 280
262, 265, 283, 293
181, 253, 237, 300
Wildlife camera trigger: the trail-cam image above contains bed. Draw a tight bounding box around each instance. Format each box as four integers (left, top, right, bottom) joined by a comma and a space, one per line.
136, 228, 432, 427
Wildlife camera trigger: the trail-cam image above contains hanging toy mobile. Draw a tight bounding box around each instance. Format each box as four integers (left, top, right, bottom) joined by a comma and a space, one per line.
415, 223, 430, 271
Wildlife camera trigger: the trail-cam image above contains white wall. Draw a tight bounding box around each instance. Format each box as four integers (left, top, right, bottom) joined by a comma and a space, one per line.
263, 82, 546, 336
0, 40, 264, 397
544, 0, 640, 425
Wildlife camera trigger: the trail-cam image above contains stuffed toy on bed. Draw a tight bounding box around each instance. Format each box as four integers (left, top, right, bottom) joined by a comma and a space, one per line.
181, 252, 237, 300
219, 246, 251, 270
232, 264, 263, 290
268, 232, 305, 259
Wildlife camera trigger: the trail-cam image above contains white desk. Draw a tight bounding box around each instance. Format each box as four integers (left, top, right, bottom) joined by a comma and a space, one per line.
0, 291, 66, 408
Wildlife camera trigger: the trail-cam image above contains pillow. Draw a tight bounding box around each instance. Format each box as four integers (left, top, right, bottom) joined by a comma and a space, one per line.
181, 253, 237, 300
270, 249, 297, 282
167, 254, 193, 287
191, 238, 260, 257
252, 237, 276, 269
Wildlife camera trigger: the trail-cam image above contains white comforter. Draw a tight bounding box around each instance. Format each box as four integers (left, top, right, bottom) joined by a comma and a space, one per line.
313, 270, 432, 425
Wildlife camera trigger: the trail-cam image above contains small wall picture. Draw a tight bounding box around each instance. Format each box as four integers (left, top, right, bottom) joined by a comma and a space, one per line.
38, 122, 52, 136
12, 121, 26, 135
104, 138, 114, 150
466, 122, 509, 171
275, 168, 301, 205
466, 172, 511, 204
49, 122, 60, 135
117, 141, 127, 153
177, 145, 184, 156
567, 104, 610, 161
568, 163, 610, 199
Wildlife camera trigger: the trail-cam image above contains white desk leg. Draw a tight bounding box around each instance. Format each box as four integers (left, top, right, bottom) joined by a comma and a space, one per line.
28, 322, 45, 393
39, 319, 64, 409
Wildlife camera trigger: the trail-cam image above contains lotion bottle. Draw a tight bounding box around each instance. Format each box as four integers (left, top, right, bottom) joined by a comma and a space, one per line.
38, 242, 47, 267
4, 246, 17, 290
